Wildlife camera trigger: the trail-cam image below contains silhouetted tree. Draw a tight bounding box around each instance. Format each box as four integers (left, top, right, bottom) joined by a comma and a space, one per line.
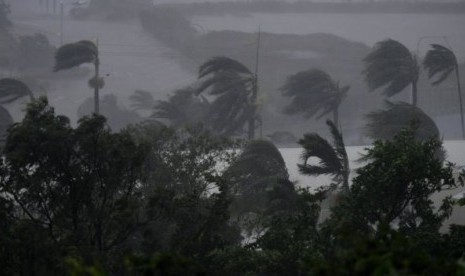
298, 120, 350, 192
424, 44, 464, 139
363, 39, 420, 106
196, 57, 258, 139
281, 69, 348, 127
365, 101, 439, 142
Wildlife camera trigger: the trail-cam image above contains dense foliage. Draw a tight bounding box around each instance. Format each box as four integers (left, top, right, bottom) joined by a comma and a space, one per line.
0, 98, 464, 275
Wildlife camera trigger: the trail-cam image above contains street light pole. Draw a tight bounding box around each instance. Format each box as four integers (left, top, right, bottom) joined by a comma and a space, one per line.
60, 1, 64, 45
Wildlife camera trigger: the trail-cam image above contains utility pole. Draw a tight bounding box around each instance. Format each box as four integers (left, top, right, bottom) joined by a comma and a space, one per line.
60, 1, 64, 45
248, 26, 261, 140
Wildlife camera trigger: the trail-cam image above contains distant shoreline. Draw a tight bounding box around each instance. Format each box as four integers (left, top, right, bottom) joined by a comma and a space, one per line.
160, 1, 465, 15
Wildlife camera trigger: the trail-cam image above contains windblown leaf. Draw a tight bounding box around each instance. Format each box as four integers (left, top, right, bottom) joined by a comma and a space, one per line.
281, 69, 347, 119
365, 101, 439, 141
363, 39, 419, 97
198, 56, 252, 78
129, 90, 156, 111
423, 44, 457, 86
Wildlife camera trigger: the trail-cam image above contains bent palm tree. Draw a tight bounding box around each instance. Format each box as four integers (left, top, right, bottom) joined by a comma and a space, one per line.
0, 78, 34, 103
129, 90, 157, 111
363, 39, 420, 106
298, 120, 349, 192
365, 101, 439, 142
424, 44, 464, 139
281, 69, 348, 127
54, 40, 101, 114
0, 78, 33, 140
152, 87, 209, 128
196, 56, 258, 139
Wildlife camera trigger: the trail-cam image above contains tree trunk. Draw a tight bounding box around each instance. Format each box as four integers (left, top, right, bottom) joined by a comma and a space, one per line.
94, 56, 100, 114
456, 64, 465, 139
411, 80, 418, 107
248, 77, 258, 140
333, 108, 339, 129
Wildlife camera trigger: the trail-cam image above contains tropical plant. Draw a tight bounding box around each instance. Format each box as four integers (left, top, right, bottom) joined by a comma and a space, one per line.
54, 40, 102, 113
365, 101, 439, 142
0, 78, 34, 104
298, 120, 350, 192
129, 89, 157, 111
423, 43, 464, 139
196, 56, 258, 139
281, 69, 349, 127
0, 78, 34, 140
152, 87, 209, 128
224, 139, 296, 237
363, 39, 420, 106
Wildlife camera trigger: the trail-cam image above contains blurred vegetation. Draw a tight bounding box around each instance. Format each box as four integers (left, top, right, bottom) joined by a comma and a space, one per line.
1, 97, 464, 275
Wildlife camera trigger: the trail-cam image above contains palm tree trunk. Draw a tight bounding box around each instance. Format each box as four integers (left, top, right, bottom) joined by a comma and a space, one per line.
456, 64, 465, 139
411, 80, 418, 107
333, 108, 339, 129
94, 56, 100, 114
248, 79, 258, 140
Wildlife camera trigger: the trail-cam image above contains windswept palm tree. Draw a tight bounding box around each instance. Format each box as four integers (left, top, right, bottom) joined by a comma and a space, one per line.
365, 101, 439, 142
0, 78, 34, 104
0, 78, 33, 140
152, 87, 209, 128
281, 69, 349, 127
196, 56, 258, 139
363, 39, 420, 106
129, 90, 157, 111
424, 44, 464, 139
54, 40, 101, 114
298, 120, 349, 192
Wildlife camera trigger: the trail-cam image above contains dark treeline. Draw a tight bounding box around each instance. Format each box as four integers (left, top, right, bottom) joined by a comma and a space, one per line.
1, 98, 465, 275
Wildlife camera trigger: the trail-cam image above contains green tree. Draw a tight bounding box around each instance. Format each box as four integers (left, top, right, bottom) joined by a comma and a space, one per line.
424, 43, 465, 139
0, 97, 148, 272
224, 140, 296, 236
280, 69, 348, 127
363, 39, 420, 106
54, 40, 102, 114
365, 101, 440, 142
196, 56, 258, 139
298, 120, 350, 191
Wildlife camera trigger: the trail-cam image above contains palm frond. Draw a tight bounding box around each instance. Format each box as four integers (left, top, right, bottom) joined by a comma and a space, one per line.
297, 133, 342, 177
363, 39, 419, 97
0, 78, 33, 104
281, 69, 344, 119
54, 40, 97, 71
365, 101, 439, 141
129, 90, 156, 111
423, 44, 457, 86
198, 56, 252, 78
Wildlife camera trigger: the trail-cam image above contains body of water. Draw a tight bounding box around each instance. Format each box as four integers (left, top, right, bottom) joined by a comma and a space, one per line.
193, 12, 465, 60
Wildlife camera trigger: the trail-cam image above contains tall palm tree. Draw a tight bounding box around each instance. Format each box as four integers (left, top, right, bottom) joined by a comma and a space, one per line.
298, 120, 350, 192
423, 44, 464, 139
280, 69, 349, 127
363, 39, 420, 106
196, 56, 258, 139
365, 101, 439, 142
53, 40, 101, 114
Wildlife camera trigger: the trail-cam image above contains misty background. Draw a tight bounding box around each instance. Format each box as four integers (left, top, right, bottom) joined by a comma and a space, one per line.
3, 0, 465, 144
